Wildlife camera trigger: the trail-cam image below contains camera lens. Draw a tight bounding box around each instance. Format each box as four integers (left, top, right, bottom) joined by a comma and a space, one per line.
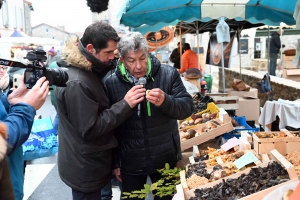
46, 68, 69, 87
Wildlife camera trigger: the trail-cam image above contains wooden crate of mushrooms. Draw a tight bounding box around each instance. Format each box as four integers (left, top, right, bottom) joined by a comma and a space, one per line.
180, 114, 234, 151
253, 129, 300, 158
179, 102, 220, 132
181, 149, 298, 200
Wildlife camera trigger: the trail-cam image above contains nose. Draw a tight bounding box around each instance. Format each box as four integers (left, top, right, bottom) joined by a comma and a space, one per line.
108, 52, 115, 60
136, 60, 142, 69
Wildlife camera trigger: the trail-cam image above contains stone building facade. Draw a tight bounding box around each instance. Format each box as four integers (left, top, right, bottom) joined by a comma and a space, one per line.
32, 23, 71, 45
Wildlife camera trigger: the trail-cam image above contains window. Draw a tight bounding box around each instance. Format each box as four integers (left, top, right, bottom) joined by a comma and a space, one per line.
52, 37, 54, 39
1, 0, 9, 28
46, 28, 49, 33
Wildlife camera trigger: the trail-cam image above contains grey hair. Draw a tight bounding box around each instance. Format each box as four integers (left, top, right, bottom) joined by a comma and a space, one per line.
118, 32, 148, 58
278, 28, 283, 34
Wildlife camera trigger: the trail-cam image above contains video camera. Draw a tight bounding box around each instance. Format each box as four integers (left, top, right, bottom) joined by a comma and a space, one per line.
0, 49, 68, 89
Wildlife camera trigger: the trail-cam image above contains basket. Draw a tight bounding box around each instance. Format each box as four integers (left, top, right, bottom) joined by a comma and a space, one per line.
192, 93, 214, 113
222, 116, 260, 140
283, 49, 296, 56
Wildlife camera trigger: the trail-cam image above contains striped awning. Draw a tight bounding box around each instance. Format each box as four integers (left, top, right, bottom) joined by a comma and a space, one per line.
119, 0, 297, 28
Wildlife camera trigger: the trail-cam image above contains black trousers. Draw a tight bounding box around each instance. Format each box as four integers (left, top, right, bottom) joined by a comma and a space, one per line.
72, 188, 102, 200
121, 172, 173, 200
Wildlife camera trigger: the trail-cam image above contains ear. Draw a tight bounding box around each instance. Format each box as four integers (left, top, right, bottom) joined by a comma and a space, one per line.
86, 44, 95, 54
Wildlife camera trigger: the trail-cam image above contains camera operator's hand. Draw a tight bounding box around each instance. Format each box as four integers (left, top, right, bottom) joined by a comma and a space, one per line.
22, 77, 49, 110
8, 74, 29, 105
124, 85, 145, 108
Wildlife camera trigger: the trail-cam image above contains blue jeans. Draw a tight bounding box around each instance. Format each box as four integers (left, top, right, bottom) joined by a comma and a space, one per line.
269, 53, 278, 76
72, 188, 101, 200
101, 175, 122, 200
53, 114, 59, 135
101, 181, 112, 200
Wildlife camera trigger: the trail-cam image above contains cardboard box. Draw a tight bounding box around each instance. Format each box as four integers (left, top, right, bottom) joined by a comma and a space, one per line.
236, 97, 259, 123
283, 55, 295, 61
231, 79, 249, 91
228, 88, 258, 98
282, 68, 300, 82
283, 61, 296, 69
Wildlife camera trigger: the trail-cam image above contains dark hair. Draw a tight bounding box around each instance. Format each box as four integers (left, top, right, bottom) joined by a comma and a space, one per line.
183, 43, 191, 50
80, 21, 120, 53
177, 42, 181, 45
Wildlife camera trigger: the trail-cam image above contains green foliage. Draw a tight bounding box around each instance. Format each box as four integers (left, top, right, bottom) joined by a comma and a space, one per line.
121, 163, 183, 199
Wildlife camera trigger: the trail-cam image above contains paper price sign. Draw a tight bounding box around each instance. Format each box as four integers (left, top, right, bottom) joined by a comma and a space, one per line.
216, 156, 224, 164
189, 156, 195, 164
221, 137, 240, 152
233, 152, 258, 169
192, 145, 200, 157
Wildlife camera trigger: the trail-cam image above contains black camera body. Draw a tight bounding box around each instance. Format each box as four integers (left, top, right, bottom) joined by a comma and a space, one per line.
0, 49, 68, 89
24, 49, 68, 89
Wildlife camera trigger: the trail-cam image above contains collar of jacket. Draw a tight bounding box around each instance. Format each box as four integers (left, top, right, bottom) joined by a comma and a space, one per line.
78, 41, 113, 77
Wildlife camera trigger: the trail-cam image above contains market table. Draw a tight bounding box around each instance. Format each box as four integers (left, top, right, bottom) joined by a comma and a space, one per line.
259, 99, 300, 131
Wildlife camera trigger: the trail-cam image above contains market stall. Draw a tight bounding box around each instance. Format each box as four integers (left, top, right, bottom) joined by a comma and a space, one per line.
175, 98, 300, 199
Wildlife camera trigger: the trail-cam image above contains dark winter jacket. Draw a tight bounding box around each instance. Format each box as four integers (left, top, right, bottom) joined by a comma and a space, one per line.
105, 54, 194, 175
56, 41, 132, 193
269, 32, 281, 54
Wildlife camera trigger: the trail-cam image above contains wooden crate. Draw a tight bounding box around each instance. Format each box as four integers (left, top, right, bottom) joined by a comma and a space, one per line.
208, 93, 239, 110
251, 59, 259, 67
253, 129, 300, 157
240, 149, 298, 200
180, 115, 234, 151
181, 149, 298, 200
257, 59, 268, 71
211, 96, 239, 110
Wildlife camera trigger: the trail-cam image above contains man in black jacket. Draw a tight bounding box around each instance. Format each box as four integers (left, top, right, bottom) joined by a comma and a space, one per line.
56, 21, 146, 200
105, 32, 194, 200
269, 29, 284, 76
169, 42, 182, 69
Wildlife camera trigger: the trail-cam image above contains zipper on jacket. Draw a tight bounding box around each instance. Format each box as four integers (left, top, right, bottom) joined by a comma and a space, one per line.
141, 111, 150, 173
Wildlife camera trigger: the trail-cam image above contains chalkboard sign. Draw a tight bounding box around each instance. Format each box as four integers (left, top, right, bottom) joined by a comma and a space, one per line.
238, 39, 248, 54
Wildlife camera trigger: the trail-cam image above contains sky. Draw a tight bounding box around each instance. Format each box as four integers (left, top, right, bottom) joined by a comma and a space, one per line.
30, 0, 93, 33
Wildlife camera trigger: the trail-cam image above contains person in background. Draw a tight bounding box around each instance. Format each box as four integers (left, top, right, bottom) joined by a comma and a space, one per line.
56, 21, 145, 200
169, 42, 182, 70
3, 75, 49, 200
7, 49, 27, 77
0, 65, 13, 96
105, 32, 194, 200
269, 28, 285, 76
46, 47, 59, 67
180, 43, 199, 74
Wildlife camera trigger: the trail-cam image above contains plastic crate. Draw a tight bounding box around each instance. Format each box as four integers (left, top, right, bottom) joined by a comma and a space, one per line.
222, 116, 260, 140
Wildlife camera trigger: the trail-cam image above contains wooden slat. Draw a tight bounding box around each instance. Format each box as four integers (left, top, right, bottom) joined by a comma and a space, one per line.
241, 131, 253, 143
261, 154, 270, 162
270, 149, 294, 169
181, 121, 234, 151
179, 170, 189, 193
